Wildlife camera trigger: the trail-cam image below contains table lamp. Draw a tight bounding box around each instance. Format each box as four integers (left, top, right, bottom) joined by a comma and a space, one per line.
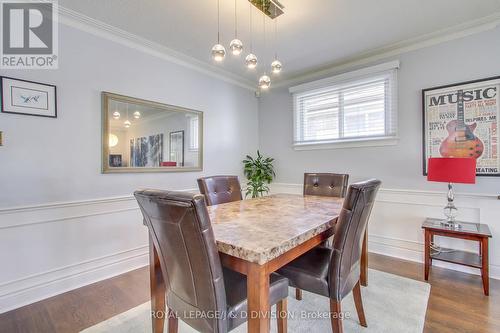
427, 157, 476, 228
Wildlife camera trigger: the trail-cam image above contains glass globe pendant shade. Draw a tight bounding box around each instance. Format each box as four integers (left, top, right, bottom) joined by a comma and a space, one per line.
229, 39, 243, 55
124, 120, 131, 128
211, 44, 226, 62
133, 111, 141, 119
245, 53, 258, 69
258, 74, 271, 89
112, 111, 120, 120
109, 133, 119, 148
271, 59, 282, 74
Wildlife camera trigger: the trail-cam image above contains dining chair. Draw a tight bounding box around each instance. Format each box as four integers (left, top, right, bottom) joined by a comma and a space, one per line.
134, 189, 289, 333
278, 179, 381, 333
295, 173, 349, 300
303, 173, 349, 198
197, 175, 243, 206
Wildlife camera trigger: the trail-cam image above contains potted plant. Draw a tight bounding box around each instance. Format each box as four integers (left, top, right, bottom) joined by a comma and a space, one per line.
242, 150, 276, 198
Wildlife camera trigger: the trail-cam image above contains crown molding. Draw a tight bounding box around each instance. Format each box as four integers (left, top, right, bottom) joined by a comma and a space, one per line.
55, 5, 500, 93
56, 6, 256, 91
273, 12, 500, 89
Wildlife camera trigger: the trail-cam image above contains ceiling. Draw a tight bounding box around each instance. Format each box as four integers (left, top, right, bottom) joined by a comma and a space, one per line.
60, 0, 500, 86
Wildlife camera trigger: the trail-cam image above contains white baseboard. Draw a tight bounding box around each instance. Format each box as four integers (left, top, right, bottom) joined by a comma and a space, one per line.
271, 182, 500, 281
1, 184, 498, 313
0, 195, 150, 314
0, 246, 149, 314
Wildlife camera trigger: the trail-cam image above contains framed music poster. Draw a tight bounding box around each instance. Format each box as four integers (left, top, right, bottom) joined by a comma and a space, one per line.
422, 76, 500, 176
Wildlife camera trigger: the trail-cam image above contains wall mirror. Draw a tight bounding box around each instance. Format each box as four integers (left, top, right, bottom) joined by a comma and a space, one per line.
102, 92, 203, 173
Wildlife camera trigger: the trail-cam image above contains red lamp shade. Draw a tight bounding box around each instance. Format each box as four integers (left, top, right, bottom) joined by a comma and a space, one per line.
427, 158, 476, 184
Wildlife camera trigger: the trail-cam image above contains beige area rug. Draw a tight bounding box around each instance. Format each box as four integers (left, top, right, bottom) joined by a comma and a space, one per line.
82, 269, 430, 333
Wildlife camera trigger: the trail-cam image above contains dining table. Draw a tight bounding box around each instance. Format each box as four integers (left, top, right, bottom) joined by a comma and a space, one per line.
149, 193, 369, 333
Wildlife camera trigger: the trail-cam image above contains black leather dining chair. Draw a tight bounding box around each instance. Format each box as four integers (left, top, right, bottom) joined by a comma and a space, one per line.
295, 173, 349, 301
278, 179, 381, 333
134, 189, 289, 333
197, 175, 243, 206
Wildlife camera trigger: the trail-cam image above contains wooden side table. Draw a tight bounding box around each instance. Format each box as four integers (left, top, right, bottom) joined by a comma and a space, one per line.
422, 218, 492, 295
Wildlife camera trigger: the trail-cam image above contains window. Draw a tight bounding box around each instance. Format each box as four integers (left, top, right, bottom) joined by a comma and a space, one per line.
291, 61, 398, 149
189, 116, 199, 151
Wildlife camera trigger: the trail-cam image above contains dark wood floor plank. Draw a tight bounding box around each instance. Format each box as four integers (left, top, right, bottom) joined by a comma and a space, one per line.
1, 253, 498, 333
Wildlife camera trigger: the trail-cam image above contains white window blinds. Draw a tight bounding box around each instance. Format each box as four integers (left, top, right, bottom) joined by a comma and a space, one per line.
189, 116, 199, 151
292, 63, 398, 148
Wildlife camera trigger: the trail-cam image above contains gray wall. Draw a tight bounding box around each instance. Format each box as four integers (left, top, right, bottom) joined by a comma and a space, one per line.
259, 26, 500, 195
0, 23, 259, 208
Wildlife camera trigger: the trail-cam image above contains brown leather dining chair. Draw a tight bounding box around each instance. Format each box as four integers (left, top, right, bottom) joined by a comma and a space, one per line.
303, 173, 349, 198
134, 190, 289, 333
295, 173, 349, 300
197, 175, 243, 206
277, 179, 381, 333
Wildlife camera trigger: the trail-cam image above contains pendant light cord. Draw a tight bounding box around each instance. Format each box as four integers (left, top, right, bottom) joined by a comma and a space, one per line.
249, 2, 253, 51
217, 0, 220, 43
262, 0, 266, 69
234, 0, 237, 38
262, 0, 265, 51
274, 3, 278, 59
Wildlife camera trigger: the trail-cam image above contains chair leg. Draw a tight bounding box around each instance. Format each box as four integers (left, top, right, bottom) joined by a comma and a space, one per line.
295, 288, 302, 300
329, 299, 343, 333
167, 309, 178, 333
352, 281, 367, 327
277, 299, 287, 333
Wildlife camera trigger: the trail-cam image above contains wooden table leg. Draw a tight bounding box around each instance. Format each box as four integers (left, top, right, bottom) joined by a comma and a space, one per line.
360, 230, 368, 286
247, 263, 270, 333
481, 237, 489, 296
424, 230, 431, 281
150, 235, 166, 333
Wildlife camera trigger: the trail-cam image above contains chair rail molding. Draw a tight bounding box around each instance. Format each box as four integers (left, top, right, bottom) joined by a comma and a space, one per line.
270, 183, 500, 281
0, 190, 184, 314
1, 185, 498, 313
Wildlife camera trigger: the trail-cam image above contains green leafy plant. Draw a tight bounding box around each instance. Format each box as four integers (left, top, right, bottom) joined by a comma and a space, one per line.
243, 150, 276, 198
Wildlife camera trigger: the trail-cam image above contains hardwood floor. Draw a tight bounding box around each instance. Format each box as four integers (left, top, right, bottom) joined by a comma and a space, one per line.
1, 253, 498, 333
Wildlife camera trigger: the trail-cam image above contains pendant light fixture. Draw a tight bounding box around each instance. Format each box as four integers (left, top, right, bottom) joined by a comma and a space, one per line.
112, 111, 120, 120
133, 111, 141, 119
245, 2, 258, 69
258, 0, 271, 89
258, 74, 271, 89
211, 0, 226, 62
229, 0, 243, 56
271, 4, 282, 74
124, 104, 131, 128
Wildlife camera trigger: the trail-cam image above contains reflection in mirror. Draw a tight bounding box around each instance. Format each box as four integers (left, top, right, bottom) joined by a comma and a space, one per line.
102, 92, 202, 173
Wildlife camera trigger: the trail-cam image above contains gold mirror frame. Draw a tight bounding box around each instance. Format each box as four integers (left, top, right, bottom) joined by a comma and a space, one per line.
101, 92, 203, 173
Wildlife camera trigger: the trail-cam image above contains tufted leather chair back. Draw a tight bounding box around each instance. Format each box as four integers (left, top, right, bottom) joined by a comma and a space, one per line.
328, 179, 381, 300
303, 173, 349, 198
134, 190, 228, 333
197, 176, 243, 206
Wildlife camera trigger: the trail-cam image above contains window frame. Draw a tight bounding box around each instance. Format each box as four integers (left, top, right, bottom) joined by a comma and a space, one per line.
291, 61, 399, 150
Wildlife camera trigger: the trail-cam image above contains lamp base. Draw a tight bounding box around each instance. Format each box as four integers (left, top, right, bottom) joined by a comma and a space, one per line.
442, 183, 460, 226
440, 219, 462, 229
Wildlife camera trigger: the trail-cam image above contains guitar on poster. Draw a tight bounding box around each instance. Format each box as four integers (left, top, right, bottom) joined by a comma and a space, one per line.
439, 89, 484, 159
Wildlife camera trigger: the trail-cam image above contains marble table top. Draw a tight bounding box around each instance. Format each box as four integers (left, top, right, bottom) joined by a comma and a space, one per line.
207, 193, 343, 265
